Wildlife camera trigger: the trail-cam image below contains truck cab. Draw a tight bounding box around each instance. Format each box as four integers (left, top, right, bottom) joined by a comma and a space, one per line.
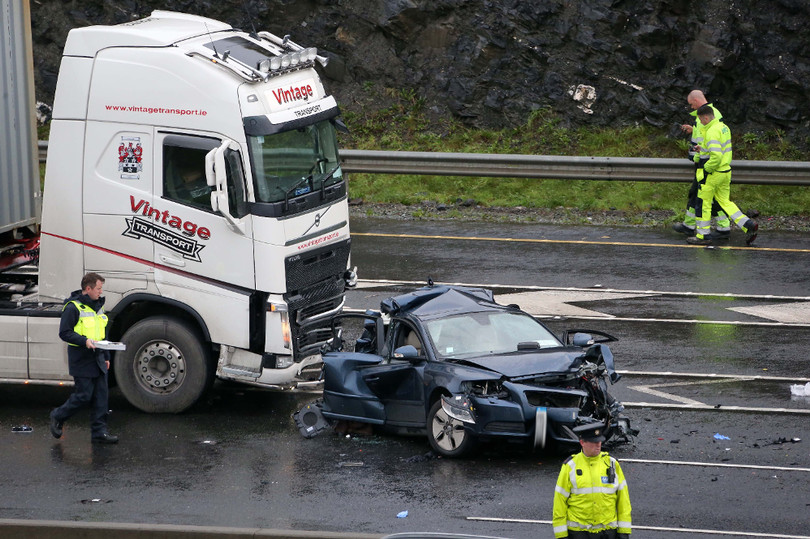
28, 11, 355, 412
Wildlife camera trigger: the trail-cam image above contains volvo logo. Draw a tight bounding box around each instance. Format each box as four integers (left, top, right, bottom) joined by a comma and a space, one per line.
300, 206, 331, 238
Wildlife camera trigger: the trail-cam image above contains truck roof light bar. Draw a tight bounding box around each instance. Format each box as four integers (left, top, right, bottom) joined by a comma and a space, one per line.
257, 31, 329, 67
188, 42, 319, 82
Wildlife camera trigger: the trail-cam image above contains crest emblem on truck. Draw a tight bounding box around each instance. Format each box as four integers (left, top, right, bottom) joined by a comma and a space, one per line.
118, 136, 143, 179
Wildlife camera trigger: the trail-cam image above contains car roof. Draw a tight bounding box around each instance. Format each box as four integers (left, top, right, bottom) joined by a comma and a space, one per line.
381, 285, 505, 318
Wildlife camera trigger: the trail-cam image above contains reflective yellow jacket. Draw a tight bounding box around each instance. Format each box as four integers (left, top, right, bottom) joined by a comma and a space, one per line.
701, 117, 733, 174
552, 451, 632, 538
65, 300, 108, 344
692, 103, 722, 164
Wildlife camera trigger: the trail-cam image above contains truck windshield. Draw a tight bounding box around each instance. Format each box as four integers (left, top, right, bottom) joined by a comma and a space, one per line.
247, 120, 343, 204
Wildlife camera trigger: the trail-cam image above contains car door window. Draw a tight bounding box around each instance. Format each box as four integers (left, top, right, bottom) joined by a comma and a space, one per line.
389, 322, 423, 361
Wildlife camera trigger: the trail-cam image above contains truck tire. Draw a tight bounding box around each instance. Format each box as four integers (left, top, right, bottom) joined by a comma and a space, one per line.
115, 317, 213, 413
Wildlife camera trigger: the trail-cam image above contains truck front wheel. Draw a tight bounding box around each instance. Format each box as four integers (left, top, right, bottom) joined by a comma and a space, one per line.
115, 317, 213, 413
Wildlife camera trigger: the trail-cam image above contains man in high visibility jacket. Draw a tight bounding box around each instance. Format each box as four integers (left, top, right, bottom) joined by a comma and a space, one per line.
674, 90, 731, 237
552, 423, 631, 539
49, 272, 119, 444
687, 105, 759, 246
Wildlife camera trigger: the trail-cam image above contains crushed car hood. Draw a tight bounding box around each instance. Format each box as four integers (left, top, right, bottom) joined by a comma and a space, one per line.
453, 348, 580, 379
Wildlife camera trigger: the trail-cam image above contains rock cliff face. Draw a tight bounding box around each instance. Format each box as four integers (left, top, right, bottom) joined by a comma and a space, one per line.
30, 0, 810, 143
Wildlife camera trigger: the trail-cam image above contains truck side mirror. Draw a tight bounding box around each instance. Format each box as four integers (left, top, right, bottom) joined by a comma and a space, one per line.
206, 140, 246, 234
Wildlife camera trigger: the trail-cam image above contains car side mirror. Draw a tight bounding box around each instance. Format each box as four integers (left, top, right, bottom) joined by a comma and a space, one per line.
572, 332, 594, 347
393, 345, 420, 362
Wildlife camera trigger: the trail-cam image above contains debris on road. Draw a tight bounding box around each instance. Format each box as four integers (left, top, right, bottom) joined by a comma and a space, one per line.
790, 382, 810, 397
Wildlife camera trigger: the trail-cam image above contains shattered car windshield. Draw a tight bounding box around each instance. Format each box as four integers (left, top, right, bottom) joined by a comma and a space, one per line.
425, 311, 561, 359
247, 119, 342, 204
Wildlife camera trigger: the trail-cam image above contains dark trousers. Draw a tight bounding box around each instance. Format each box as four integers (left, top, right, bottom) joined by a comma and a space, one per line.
53, 373, 109, 437
687, 177, 723, 216
567, 530, 618, 539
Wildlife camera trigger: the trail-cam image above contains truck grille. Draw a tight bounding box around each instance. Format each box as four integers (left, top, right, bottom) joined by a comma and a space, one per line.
284, 238, 350, 359
285, 238, 351, 294
295, 325, 334, 357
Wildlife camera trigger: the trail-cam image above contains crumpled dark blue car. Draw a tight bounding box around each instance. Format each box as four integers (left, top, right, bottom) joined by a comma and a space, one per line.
295, 285, 635, 457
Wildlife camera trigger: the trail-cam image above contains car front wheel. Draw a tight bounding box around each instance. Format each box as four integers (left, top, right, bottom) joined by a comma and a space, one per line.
427, 399, 476, 457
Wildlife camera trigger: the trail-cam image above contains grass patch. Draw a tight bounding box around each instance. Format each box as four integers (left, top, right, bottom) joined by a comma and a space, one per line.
340, 92, 810, 220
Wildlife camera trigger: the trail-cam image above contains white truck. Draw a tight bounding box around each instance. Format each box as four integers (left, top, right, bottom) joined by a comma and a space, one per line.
0, 9, 356, 412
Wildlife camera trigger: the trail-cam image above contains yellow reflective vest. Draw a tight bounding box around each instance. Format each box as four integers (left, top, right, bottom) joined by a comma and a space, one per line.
552, 451, 632, 538
691, 103, 722, 164
701, 117, 733, 174
64, 300, 108, 345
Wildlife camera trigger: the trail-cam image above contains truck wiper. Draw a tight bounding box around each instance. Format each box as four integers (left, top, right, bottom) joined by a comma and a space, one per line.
284, 175, 312, 211
319, 165, 341, 199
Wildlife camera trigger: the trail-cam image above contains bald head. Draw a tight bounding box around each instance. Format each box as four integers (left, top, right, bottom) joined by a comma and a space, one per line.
687, 90, 708, 110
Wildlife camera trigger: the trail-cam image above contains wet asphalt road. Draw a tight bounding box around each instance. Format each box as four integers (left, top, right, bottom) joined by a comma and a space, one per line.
2, 217, 810, 539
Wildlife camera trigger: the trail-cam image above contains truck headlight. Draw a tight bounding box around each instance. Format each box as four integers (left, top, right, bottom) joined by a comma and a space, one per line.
269, 303, 291, 350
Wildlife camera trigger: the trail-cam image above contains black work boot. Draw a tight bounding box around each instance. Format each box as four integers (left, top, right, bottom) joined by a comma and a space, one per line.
745, 219, 759, 246
687, 235, 713, 245
49, 409, 63, 439
672, 223, 696, 236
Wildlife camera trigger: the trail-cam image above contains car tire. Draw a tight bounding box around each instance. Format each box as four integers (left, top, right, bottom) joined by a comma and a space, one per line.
427, 399, 476, 457
115, 316, 213, 413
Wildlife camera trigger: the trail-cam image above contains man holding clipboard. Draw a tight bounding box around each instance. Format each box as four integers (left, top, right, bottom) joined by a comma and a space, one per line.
49, 272, 121, 444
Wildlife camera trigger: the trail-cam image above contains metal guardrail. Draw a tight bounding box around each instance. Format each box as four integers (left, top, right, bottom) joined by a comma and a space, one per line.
38, 142, 810, 185
340, 149, 810, 186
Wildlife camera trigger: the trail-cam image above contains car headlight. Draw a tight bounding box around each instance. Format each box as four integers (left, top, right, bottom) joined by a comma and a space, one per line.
441, 395, 475, 424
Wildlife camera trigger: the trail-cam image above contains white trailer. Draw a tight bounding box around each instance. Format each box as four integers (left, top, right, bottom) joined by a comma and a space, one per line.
0, 10, 356, 413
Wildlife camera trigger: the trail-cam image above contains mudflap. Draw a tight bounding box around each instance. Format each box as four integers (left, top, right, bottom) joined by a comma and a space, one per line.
293, 399, 331, 439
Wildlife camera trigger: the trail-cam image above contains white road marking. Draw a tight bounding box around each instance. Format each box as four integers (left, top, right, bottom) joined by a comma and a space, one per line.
628, 377, 756, 406
623, 401, 810, 414
495, 290, 654, 318
467, 517, 810, 538
628, 385, 707, 405
620, 370, 810, 383
356, 278, 810, 301
352, 279, 810, 326
620, 458, 810, 473
729, 301, 810, 324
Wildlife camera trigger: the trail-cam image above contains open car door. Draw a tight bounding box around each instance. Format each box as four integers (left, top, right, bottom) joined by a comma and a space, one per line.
359, 320, 427, 427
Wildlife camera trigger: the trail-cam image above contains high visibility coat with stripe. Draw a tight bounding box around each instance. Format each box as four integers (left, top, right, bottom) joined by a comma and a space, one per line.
691, 103, 722, 163
552, 451, 632, 538
701, 117, 733, 174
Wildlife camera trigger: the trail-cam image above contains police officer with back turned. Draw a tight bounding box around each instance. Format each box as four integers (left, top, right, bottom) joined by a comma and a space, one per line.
552, 423, 631, 539
49, 272, 119, 444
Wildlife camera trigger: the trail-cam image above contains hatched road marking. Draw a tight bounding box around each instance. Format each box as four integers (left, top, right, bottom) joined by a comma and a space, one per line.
494, 290, 654, 318
729, 301, 810, 324
352, 280, 810, 325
